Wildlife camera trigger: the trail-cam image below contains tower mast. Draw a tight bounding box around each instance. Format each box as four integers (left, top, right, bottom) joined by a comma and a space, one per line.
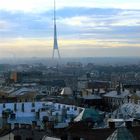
52, 0, 61, 59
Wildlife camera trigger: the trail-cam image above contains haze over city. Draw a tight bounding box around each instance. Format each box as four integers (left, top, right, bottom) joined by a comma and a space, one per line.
0, 0, 140, 58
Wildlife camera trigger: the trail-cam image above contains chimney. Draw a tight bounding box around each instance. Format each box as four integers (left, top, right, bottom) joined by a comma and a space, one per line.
14, 135, 21, 140
125, 121, 132, 129
97, 88, 100, 94
14, 103, 17, 112
7, 123, 12, 130
36, 111, 40, 119
117, 83, 121, 95
21, 103, 24, 112
108, 121, 115, 129
92, 88, 95, 94
20, 124, 26, 129
14, 123, 19, 129
35, 125, 41, 131
122, 84, 125, 92
32, 121, 37, 129
26, 124, 32, 129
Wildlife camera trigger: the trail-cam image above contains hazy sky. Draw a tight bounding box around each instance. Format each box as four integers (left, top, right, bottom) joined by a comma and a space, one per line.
0, 0, 140, 58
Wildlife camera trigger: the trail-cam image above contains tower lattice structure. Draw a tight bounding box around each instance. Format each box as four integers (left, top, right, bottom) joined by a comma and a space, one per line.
52, 0, 61, 59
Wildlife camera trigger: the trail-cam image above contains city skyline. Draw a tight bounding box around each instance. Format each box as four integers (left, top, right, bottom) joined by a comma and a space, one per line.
0, 0, 140, 58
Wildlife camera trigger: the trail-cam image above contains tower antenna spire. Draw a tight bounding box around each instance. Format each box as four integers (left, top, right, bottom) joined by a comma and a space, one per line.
52, 0, 61, 59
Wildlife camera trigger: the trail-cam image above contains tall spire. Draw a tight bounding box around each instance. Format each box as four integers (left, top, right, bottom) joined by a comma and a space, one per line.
52, 0, 61, 59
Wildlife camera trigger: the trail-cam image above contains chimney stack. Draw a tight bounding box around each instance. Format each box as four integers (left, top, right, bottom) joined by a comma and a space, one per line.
117, 83, 121, 95
125, 121, 132, 129
108, 121, 115, 129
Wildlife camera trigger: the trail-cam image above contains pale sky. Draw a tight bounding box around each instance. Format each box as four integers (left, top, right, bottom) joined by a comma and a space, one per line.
0, 0, 140, 58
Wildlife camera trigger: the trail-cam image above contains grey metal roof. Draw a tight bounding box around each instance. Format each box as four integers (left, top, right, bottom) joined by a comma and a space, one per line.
107, 127, 136, 140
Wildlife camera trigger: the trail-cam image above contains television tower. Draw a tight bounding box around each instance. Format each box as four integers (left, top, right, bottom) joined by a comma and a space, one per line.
52, 0, 61, 59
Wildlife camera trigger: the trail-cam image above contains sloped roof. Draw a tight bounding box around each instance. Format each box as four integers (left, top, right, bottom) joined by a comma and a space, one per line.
107, 127, 136, 140
60, 87, 73, 95
9, 87, 36, 97
118, 103, 140, 118
42, 136, 60, 140
83, 94, 101, 100
74, 108, 101, 122
0, 133, 14, 140
104, 90, 130, 98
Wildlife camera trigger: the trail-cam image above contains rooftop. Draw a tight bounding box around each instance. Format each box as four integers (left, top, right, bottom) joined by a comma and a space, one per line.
107, 127, 136, 140
74, 108, 103, 122
104, 90, 130, 98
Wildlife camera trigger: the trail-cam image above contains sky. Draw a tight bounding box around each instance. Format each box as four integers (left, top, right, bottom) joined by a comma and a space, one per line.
0, 0, 140, 58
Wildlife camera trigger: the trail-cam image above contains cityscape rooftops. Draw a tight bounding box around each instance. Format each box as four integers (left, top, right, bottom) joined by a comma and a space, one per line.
0, 101, 82, 128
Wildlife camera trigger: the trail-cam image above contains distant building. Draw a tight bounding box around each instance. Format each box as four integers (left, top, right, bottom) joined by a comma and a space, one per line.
87, 81, 110, 90
77, 75, 88, 90
77, 89, 102, 107
103, 90, 131, 109
10, 71, 17, 82
8, 71, 43, 83
60, 87, 73, 96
